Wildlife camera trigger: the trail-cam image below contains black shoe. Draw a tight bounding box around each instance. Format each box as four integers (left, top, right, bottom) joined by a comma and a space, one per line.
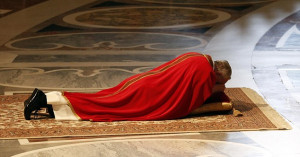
24, 88, 38, 107
24, 88, 47, 120
47, 104, 55, 118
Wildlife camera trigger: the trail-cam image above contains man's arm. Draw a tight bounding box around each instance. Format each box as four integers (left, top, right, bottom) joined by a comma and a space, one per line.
189, 84, 231, 115
212, 84, 226, 93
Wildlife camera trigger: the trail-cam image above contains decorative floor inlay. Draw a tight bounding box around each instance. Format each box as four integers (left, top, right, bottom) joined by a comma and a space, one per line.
12, 139, 271, 157
63, 6, 231, 29
13, 54, 176, 62
5, 32, 206, 51
0, 67, 152, 90
254, 10, 300, 51
276, 25, 300, 50
135, 0, 274, 6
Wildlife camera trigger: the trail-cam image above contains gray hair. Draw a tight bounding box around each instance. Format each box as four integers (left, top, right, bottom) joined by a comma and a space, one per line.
214, 60, 232, 80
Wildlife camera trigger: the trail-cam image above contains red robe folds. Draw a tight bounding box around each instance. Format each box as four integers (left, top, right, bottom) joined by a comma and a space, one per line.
63, 52, 216, 121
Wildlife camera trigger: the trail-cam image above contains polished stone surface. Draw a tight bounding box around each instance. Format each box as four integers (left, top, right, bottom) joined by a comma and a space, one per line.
1, 0, 300, 156
12, 139, 271, 157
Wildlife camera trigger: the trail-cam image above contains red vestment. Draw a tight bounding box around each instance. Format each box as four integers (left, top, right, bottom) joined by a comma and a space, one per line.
63, 52, 216, 121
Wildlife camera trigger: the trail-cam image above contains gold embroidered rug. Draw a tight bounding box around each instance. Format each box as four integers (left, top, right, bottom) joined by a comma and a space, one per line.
0, 88, 291, 139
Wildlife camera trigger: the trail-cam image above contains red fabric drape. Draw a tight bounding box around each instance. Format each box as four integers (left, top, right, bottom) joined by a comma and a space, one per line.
63, 52, 216, 121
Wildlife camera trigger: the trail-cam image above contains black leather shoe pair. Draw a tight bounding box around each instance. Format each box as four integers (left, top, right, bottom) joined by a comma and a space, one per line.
24, 88, 55, 120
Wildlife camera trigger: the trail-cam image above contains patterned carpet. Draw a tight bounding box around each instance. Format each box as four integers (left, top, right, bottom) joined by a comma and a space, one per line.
0, 88, 291, 139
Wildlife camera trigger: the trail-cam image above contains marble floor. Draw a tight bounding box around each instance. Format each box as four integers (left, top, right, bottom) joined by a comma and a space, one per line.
1, 0, 300, 156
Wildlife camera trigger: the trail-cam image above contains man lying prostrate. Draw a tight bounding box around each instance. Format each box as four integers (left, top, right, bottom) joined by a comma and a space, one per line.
24, 52, 232, 121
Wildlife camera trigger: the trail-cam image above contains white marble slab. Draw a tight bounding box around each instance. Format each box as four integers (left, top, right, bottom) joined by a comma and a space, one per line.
12, 139, 271, 157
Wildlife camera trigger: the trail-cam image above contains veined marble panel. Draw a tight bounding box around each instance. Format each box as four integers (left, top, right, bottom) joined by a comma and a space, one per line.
5, 32, 206, 51
13, 54, 176, 63
276, 25, 300, 50
253, 67, 300, 127
286, 70, 300, 88
63, 6, 231, 29
12, 139, 271, 157
279, 69, 300, 89
134, 0, 274, 6
278, 68, 300, 104
254, 10, 300, 51
0, 67, 152, 91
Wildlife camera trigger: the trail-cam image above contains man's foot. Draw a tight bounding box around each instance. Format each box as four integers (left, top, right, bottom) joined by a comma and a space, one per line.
24, 88, 48, 120
24, 88, 38, 107
47, 104, 55, 118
